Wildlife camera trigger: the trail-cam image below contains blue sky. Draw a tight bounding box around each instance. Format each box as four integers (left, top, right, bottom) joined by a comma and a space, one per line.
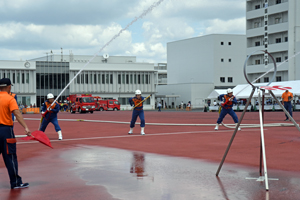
0, 0, 246, 63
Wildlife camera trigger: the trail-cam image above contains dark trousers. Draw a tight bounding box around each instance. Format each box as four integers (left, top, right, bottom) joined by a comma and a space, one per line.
40, 117, 61, 132
0, 126, 23, 188
284, 101, 293, 119
217, 108, 238, 124
130, 109, 145, 128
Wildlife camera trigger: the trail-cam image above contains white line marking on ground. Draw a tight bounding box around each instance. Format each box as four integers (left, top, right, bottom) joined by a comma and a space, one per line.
17, 129, 262, 145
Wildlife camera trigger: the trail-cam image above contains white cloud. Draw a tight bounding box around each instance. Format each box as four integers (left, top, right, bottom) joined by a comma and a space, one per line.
204, 17, 246, 35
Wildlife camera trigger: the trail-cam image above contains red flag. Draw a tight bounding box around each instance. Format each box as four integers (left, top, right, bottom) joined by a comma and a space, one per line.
21, 130, 53, 149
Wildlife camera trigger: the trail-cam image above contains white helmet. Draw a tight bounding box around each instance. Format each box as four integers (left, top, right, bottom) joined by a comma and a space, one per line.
135, 90, 142, 95
47, 93, 54, 99
227, 88, 233, 94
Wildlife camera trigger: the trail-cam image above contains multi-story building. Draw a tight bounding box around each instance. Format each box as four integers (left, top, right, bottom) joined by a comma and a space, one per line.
157, 34, 247, 108
155, 63, 167, 85
0, 53, 157, 110
246, 0, 300, 82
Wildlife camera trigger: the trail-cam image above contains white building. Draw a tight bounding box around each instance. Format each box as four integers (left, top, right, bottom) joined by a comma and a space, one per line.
246, 0, 300, 82
157, 34, 247, 108
0, 54, 158, 110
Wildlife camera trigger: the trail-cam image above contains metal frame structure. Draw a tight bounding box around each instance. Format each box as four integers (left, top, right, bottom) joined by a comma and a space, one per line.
215, 50, 300, 191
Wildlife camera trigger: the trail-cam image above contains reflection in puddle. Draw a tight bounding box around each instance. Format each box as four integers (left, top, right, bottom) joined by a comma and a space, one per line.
61, 145, 300, 200
130, 152, 147, 178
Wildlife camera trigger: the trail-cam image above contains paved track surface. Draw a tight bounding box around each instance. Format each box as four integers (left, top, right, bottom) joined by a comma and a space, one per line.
1, 110, 300, 199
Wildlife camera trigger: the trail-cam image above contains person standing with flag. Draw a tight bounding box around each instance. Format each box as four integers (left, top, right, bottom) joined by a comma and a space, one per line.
215, 88, 240, 131
0, 78, 31, 189
128, 90, 146, 135
40, 93, 63, 140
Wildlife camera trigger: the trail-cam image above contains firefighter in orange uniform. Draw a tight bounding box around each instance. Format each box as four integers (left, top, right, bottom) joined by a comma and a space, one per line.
0, 78, 31, 189
40, 93, 63, 140
128, 90, 146, 135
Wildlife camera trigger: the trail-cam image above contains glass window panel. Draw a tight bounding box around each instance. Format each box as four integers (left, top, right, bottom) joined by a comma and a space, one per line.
22, 73, 25, 84
106, 74, 109, 84
122, 74, 125, 84
13, 73, 15, 83
118, 74, 121, 84
85, 74, 88, 84
110, 74, 113, 84
90, 74, 92, 84
94, 74, 97, 84
102, 74, 105, 84
36, 74, 40, 89
17, 73, 20, 83
26, 73, 29, 83
130, 74, 133, 84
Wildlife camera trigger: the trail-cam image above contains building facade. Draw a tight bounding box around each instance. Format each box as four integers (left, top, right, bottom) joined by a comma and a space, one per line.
0, 54, 158, 110
157, 34, 247, 108
246, 0, 300, 82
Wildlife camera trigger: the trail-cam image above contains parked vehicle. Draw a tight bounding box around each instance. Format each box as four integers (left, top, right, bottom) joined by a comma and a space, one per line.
68, 94, 96, 113
93, 97, 120, 111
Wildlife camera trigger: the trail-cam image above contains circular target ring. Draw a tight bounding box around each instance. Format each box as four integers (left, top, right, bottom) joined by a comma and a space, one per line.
243, 50, 277, 87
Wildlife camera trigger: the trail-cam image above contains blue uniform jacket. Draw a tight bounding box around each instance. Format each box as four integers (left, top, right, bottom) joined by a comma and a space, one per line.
42, 100, 60, 119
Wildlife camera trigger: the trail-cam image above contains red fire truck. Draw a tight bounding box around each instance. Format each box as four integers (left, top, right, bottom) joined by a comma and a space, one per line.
68, 94, 96, 113
93, 96, 120, 111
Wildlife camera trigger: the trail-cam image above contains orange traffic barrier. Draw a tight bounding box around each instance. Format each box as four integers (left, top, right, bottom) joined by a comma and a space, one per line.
22, 107, 40, 114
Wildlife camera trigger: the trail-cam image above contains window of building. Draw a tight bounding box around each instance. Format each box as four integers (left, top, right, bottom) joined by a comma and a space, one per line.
254, 22, 260, 28
285, 37, 288, 42
130, 74, 133, 84
255, 60, 261, 65
13, 73, 15, 83
221, 58, 224, 62
276, 57, 281, 62
265, 32, 268, 36
138, 74, 141, 84
122, 74, 125, 84
228, 59, 231, 62
98, 74, 101, 84
81, 74, 84, 84
94, 74, 97, 84
110, 74, 113, 84
106, 74, 109, 84
285, 56, 288, 62
84, 74, 88, 84
221, 42, 224, 45
118, 74, 121, 84
264, 77, 269, 82
228, 77, 233, 83
265, 9, 268, 14
265, 21, 268, 25
228, 42, 231, 45
276, 76, 281, 82
275, 38, 281, 43
22, 73, 25, 84
264, 26, 268, 31
102, 74, 105, 84
89, 74, 92, 84
265, 44, 268, 48
276, 0, 281, 4
124, 74, 128, 84
142, 74, 144, 84
148, 75, 151, 84
275, 18, 280, 24
220, 77, 225, 83
134, 74, 137, 84
265, 61, 268, 65
255, 78, 261, 83
145, 74, 149, 84
255, 41, 260, 46
26, 73, 29, 83
255, 5, 260, 9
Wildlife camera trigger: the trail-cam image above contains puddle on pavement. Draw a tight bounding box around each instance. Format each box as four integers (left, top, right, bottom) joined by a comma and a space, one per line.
60, 145, 300, 200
